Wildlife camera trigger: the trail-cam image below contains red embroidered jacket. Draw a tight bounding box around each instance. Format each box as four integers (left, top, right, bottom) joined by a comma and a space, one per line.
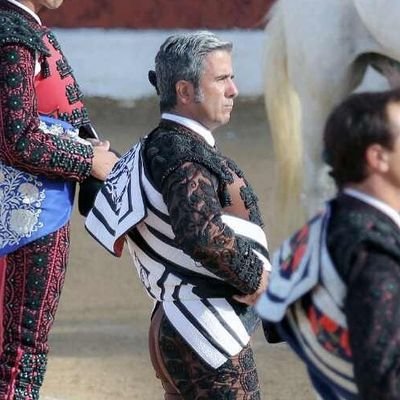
0, 1, 93, 182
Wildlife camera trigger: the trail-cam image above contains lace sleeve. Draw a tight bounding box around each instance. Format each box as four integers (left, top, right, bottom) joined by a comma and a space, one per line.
162, 161, 264, 294
0, 43, 93, 181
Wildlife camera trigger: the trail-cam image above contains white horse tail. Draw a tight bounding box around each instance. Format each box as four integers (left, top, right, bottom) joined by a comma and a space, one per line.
264, 2, 305, 240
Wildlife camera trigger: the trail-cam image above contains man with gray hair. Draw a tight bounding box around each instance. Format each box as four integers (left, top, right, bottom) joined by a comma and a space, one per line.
86, 30, 270, 399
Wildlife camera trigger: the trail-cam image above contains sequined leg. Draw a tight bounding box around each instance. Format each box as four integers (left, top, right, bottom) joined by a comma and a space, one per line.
149, 304, 182, 399
158, 311, 261, 400
0, 225, 70, 400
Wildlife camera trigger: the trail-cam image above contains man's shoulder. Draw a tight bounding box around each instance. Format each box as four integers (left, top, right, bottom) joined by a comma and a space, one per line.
327, 194, 400, 276
0, 10, 49, 55
145, 121, 216, 159
143, 122, 231, 186
330, 194, 400, 235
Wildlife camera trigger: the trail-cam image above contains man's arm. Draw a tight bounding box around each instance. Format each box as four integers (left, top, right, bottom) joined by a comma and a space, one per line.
346, 249, 400, 399
0, 43, 93, 182
162, 160, 265, 295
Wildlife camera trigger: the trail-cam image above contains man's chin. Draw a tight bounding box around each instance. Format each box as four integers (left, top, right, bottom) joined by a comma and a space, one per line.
222, 114, 232, 124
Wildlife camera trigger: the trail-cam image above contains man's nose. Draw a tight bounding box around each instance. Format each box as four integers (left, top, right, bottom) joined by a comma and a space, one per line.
226, 79, 239, 98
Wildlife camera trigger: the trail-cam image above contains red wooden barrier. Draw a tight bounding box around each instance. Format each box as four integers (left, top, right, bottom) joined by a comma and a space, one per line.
42, 0, 275, 29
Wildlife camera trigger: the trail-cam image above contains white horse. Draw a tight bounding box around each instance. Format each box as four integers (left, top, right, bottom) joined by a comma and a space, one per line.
264, 0, 400, 239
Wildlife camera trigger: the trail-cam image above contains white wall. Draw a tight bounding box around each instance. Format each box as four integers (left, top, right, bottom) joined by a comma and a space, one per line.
54, 29, 267, 100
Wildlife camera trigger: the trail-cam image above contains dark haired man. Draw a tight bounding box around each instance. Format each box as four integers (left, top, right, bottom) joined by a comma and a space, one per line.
257, 89, 400, 400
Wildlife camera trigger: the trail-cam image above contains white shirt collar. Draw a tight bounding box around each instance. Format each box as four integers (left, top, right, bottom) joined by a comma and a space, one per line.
7, 0, 41, 24
343, 188, 400, 229
161, 113, 215, 147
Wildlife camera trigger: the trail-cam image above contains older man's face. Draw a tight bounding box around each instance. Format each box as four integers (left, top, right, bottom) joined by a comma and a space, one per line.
190, 50, 239, 132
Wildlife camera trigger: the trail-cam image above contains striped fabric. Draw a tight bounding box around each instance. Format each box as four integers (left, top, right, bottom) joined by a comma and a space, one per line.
86, 143, 268, 368
256, 206, 359, 399
85, 142, 146, 256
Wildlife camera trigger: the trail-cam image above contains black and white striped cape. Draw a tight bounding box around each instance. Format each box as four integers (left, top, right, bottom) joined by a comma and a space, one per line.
86, 141, 270, 368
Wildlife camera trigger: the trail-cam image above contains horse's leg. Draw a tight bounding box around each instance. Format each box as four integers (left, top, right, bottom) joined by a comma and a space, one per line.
298, 100, 335, 216
297, 61, 368, 217
280, 0, 361, 220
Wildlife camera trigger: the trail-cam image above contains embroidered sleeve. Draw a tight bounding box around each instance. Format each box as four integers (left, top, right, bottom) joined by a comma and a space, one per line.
161, 161, 264, 294
0, 43, 93, 182
345, 249, 400, 399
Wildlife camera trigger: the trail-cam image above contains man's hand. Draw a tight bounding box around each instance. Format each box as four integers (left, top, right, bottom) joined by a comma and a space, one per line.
233, 267, 269, 306
91, 140, 119, 180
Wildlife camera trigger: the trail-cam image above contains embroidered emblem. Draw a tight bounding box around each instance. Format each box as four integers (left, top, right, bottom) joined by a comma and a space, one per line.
0, 164, 45, 248
39, 116, 83, 142
102, 144, 141, 213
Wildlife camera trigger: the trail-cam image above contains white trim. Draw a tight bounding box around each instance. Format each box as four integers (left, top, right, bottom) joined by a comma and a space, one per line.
221, 214, 268, 249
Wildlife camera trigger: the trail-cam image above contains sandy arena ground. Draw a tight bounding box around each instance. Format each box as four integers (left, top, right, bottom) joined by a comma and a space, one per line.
40, 96, 314, 400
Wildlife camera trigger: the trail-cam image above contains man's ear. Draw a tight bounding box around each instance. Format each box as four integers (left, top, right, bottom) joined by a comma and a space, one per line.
175, 80, 194, 105
365, 144, 389, 173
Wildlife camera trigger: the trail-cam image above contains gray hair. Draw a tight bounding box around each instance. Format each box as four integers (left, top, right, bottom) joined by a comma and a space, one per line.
150, 31, 233, 112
